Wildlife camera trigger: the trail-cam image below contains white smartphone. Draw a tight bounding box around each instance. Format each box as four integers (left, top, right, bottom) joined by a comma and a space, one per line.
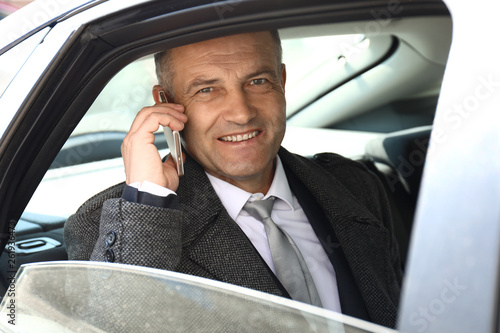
159, 90, 184, 177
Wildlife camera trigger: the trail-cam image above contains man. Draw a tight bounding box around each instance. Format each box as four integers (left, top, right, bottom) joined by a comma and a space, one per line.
65, 30, 402, 328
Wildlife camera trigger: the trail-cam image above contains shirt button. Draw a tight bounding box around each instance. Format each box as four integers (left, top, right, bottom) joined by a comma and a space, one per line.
105, 249, 115, 262
105, 231, 116, 247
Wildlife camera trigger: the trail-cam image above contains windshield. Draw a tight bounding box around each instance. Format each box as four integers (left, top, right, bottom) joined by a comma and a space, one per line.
0, 261, 394, 332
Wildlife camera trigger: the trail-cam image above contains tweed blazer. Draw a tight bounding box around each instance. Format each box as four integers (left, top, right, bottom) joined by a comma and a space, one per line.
64, 147, 402, 327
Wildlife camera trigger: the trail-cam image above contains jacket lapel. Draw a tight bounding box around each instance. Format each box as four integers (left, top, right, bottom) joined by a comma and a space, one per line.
283, 160, 370, 321
176, 154, 289, 298
278, 147, 398, 324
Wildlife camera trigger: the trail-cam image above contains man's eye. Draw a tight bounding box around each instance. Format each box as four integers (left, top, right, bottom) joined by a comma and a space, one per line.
250, 78, 267, 85
198, 87, 213, 93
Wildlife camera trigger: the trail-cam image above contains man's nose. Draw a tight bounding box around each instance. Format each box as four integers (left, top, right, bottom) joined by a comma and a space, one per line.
222, 88, 256, 124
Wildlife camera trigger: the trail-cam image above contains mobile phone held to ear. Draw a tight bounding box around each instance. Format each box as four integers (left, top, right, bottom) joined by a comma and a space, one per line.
159, 90, 184, 177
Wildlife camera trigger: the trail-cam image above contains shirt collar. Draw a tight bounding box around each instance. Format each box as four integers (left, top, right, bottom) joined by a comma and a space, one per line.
264, 156, 294, 210
206, 156, 295, 221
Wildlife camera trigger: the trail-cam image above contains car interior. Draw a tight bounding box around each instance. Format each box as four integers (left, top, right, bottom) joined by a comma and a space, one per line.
0, 1, 452, 300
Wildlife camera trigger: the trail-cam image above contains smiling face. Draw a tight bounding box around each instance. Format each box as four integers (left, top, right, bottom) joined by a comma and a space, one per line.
165, 32, 287, 193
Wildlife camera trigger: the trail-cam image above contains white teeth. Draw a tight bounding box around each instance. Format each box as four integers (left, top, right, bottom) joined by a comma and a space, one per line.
220, 131, 259, 142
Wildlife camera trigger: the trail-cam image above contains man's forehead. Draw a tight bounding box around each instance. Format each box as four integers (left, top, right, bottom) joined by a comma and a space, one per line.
169, 32, 277, 76
162, 31, 280, 97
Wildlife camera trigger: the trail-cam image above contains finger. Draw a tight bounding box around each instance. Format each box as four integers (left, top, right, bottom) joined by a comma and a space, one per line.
134, 104, 185, 127
141, 112, 186, 134
129, 105, 186, 134
126, 118, 185, 152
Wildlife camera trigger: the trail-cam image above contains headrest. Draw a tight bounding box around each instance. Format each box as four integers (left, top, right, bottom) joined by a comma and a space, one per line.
365, 126, 431, 199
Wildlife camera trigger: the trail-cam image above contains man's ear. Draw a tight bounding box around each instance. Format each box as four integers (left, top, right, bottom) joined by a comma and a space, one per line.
152, 85, 174, 103
280, 64, 286, 92
152, 85, 164, 104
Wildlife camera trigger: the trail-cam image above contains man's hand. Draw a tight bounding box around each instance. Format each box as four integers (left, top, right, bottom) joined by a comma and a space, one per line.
121, 86, 187, 191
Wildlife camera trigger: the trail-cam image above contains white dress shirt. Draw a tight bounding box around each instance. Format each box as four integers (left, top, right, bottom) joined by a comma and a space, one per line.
206, 157, 342, 313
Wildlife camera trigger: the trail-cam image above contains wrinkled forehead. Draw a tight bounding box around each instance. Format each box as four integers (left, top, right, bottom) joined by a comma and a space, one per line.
170, 31, 278, 71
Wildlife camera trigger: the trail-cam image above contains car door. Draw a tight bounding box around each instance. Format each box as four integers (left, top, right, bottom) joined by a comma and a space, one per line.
398, 0, 500, 332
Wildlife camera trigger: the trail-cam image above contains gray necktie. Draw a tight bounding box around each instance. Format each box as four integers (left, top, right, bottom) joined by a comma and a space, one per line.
244, 197, 322, 307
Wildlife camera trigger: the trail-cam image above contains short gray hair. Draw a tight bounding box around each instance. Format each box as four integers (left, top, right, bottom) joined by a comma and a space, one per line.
154, 30, 282, 100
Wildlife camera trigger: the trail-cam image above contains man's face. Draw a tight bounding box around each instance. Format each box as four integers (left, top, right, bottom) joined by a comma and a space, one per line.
168, 32, 286, 193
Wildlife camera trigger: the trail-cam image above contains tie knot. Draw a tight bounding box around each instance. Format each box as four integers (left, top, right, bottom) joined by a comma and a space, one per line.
244, 197, 275, 221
